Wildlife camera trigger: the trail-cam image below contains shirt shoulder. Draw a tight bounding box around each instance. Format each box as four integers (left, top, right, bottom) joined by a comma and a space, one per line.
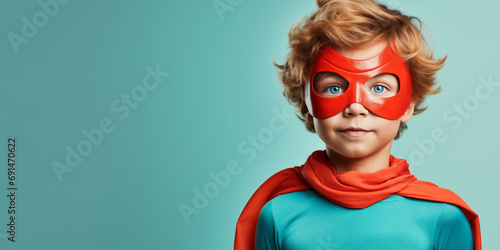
255, 190, 322, 250
255, 198, 280, 250
433, 203, 474, 250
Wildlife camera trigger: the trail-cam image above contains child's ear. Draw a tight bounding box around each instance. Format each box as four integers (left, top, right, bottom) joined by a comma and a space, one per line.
401, 99, 417, 123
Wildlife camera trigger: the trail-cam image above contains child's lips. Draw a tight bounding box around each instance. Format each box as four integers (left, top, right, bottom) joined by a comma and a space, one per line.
338, 127, 372, 137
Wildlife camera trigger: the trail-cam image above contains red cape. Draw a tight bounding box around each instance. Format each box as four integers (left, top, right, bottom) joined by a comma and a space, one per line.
234, 150, 481, 249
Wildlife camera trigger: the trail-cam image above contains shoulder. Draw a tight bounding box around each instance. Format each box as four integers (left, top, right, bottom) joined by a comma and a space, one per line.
257, 198, 277, 229
259, 190, 312, 216
433, 202, 472, 233
258, 190, 323, 224
256, 191, 316, 248
265, 189, 329, 211
433, 203, 474, 249
256, 190, 329, 240
436, 203, 469, 225
392, 195, 473, 248
261, 190, 315, 214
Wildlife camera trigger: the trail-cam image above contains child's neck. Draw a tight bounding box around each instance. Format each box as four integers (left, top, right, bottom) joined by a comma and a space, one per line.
325, 146, 392, 174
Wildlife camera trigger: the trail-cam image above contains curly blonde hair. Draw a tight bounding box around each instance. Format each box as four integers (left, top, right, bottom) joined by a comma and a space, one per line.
273, 0, 446, 139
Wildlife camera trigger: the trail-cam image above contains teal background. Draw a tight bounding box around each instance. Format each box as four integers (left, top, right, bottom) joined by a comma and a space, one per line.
0, 0, 498, 249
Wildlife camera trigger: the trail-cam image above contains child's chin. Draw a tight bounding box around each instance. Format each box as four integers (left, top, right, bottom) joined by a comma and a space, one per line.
339, 152, 371, 159
330, 148, 373, 159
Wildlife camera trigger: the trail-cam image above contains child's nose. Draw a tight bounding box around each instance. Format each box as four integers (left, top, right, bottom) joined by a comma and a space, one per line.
343, 102, 369, 117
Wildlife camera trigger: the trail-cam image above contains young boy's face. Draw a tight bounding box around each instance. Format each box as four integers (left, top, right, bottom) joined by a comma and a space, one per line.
310, 39, 416, 159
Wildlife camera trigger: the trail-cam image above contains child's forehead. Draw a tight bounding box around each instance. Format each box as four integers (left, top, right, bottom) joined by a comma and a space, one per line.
331, 39, 390, 60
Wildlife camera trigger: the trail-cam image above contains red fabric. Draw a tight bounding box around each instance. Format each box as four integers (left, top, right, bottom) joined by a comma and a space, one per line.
234, 150, 481, 249
306, 43, 412, 120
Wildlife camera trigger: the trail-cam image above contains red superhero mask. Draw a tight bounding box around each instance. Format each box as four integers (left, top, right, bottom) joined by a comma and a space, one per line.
305, 43, 412, 120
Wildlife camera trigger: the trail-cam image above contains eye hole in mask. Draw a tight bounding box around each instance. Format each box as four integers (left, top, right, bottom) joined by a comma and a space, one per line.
312, 72, 400, 99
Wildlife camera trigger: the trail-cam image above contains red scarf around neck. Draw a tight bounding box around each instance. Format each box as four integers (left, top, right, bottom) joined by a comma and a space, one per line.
234, 150, 481, 249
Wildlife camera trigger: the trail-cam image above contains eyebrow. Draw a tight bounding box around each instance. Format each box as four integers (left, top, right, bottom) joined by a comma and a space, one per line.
313, 72, 344, 83
371, 73, 395, 80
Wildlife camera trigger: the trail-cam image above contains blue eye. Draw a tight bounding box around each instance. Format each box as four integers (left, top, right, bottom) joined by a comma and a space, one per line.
372, 85, 386, 94
326, 85, 342, 95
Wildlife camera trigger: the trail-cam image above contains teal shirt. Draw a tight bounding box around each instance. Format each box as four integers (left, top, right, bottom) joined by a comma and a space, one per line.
255, 189, 473, 250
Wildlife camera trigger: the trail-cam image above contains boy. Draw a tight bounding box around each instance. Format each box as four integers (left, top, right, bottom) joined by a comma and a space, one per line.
234, 0, 481, 249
